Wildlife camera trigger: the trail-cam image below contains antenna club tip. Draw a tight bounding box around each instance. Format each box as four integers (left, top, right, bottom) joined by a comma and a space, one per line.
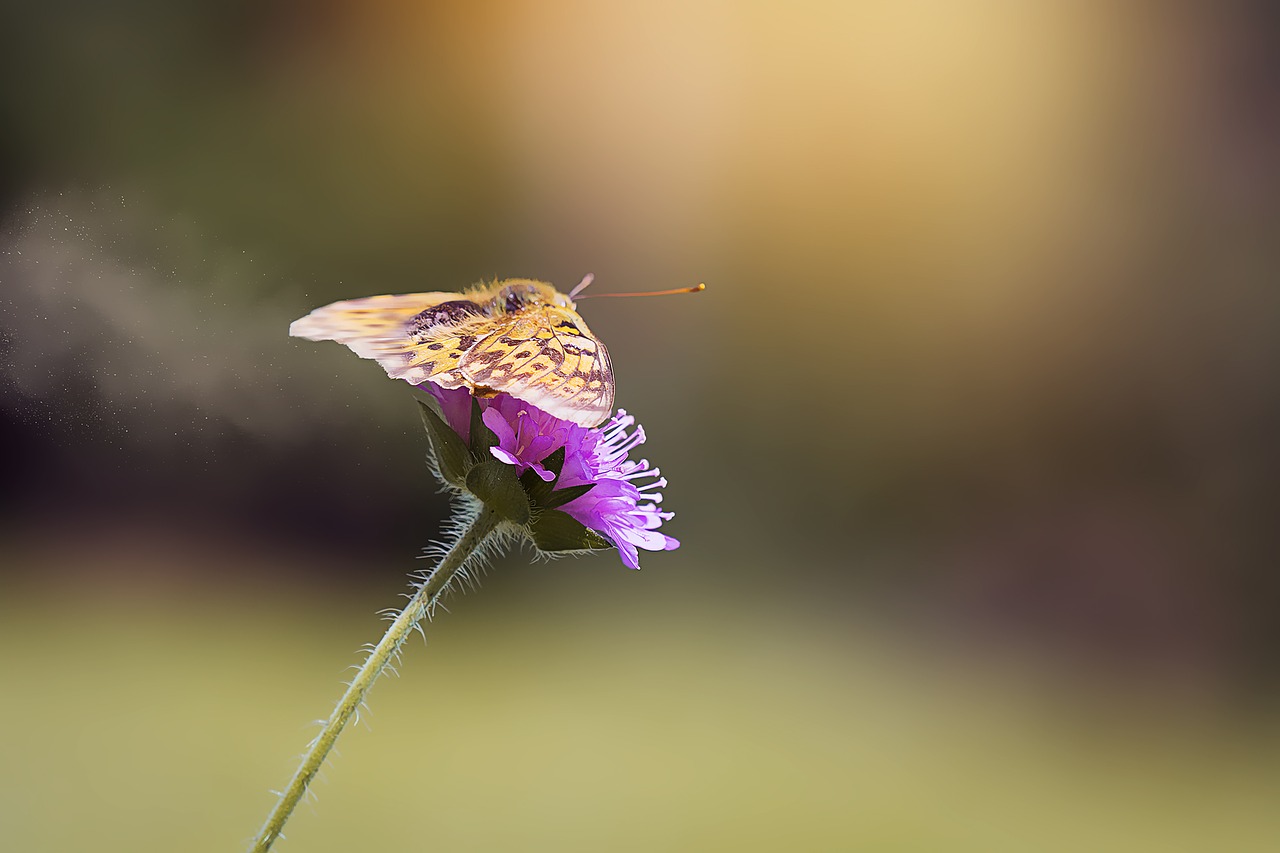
694, 283, 706, 292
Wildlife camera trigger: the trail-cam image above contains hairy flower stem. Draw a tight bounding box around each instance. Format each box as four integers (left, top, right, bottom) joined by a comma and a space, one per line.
249, 507, 502, 853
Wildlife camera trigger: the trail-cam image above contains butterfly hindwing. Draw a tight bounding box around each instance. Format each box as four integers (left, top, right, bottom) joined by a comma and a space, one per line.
460, 307, 614, 427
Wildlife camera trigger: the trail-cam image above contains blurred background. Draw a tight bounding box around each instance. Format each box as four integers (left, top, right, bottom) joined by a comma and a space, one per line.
3, 1, 1280, 850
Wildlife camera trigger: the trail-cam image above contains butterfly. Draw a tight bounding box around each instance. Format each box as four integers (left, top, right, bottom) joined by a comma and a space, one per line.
290, 277, 618, 427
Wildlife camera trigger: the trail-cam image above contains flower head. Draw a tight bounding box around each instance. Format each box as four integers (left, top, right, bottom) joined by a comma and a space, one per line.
421, 384, 678, 569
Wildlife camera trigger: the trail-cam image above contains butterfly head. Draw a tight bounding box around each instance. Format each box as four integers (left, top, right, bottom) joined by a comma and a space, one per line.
494, 280, 575, 314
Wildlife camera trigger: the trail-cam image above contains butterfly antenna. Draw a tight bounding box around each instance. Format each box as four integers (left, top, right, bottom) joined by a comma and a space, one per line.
568, 273, 596, 299
575, 283, 706, 299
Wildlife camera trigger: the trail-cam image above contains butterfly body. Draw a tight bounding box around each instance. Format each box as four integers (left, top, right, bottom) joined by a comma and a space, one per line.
290, 279, 615, 427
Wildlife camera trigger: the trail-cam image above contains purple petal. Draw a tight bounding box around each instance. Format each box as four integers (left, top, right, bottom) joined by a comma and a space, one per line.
482, 407, 517, 448
612, 537, 641, 570
421, 384, 473, 442
490, 447, 521, 467
615, 525, 673, 551
526, 434, 557, 461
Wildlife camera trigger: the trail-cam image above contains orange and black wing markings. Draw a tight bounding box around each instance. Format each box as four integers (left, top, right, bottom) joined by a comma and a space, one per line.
461, 308, 613, 427
290, 280, 617, 427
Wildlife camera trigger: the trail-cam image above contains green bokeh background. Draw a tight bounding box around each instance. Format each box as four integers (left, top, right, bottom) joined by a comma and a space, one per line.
3, 3, 1279, 850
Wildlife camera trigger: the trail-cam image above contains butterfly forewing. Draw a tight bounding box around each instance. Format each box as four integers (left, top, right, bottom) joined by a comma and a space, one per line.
290, 292, 471, 388
288, 291, 450, 358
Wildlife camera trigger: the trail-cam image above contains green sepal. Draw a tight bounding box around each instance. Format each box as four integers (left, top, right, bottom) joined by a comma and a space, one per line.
466, 459, 532, 524
468, 396, 498, 461
539, 446, 566, 482
519, 467, 554, 507
528, 508, 612, 552
417, 399, 471, 488
515, 447, 594, 511
543, 483, 595, 510
517, 446, 567, 507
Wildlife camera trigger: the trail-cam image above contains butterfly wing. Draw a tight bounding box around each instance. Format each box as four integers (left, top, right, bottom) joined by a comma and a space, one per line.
460, 307, 615, 427
289, 292, 490, 389
291, 289, 615, 425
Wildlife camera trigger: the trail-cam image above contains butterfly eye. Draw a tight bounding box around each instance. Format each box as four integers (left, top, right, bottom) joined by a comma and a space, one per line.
502, 284, 544, 313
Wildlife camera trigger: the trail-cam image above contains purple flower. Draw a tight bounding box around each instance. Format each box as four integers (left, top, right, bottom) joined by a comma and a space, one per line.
422, 384, 679, 569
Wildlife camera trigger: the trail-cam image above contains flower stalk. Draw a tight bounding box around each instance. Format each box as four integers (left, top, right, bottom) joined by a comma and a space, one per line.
249, 506, 503, 853
249, 389, 678, 850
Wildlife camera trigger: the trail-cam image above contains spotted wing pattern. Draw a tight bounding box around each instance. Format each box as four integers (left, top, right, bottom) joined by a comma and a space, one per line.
460, 306, 614, 427
290, 283, 616, 427
289, 291, 485, 389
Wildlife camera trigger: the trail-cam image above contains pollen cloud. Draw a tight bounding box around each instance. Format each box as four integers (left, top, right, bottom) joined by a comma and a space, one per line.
0, 195, 403, 447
